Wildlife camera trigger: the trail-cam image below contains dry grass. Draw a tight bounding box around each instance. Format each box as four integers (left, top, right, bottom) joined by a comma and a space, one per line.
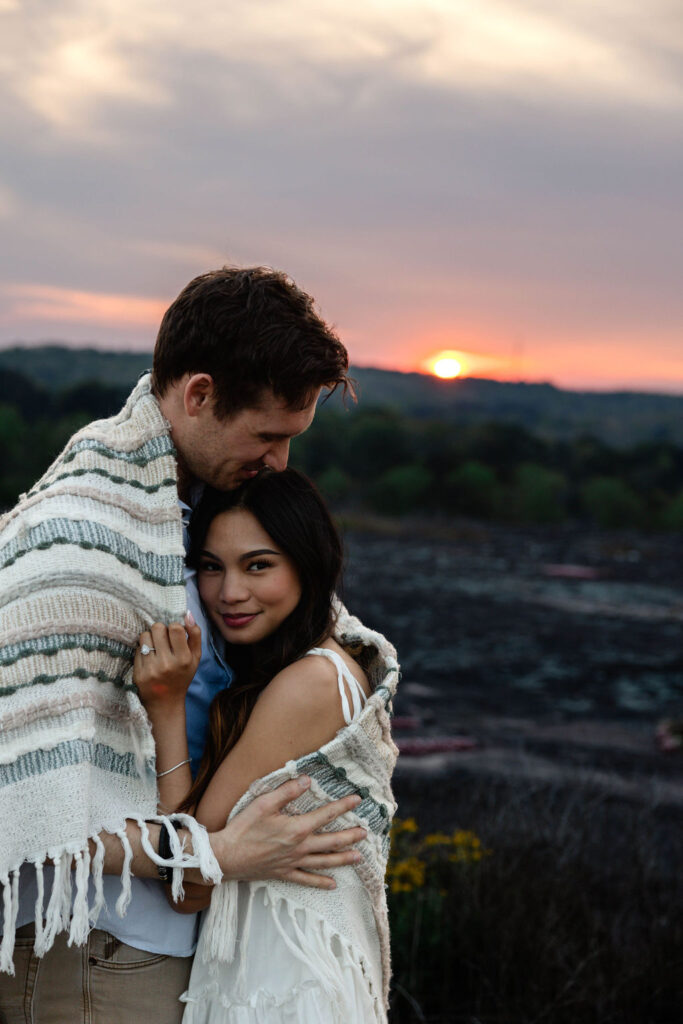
388, 773, 683, 1024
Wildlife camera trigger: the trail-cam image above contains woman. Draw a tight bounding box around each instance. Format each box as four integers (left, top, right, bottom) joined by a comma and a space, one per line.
134, 469, 399, 1023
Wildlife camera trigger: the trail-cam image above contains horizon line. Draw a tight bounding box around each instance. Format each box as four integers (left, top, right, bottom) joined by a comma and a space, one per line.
1, 340, 682, 399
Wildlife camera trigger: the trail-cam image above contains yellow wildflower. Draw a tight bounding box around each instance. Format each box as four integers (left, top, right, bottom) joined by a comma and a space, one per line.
392, 817, 419, 835
449, 832, 491, 863
452, 830, 479, 846
422, 832, 453, 847
386, 856, 426, 893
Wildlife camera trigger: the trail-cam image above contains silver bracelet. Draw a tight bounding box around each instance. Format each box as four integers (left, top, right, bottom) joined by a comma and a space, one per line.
156, 759, 190, 779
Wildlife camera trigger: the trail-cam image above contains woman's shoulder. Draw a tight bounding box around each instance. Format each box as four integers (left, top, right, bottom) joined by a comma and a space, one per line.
256, 641, 369, 722
247, 656, 346, 748
260, 650, 340, 710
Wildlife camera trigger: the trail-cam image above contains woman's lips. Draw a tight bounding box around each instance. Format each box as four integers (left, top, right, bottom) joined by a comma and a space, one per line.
221, 612, 260, 629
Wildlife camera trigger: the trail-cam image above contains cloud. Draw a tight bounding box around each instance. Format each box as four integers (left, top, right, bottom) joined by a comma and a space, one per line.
3, 0, 682, 145
0, 1, 682, 388
1, 0, 168, 139
0, 283, 166, 329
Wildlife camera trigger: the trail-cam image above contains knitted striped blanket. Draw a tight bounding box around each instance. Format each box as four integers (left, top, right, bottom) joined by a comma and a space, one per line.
0, 375, 220, 973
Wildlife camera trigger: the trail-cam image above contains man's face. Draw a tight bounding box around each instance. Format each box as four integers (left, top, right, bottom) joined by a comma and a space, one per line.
177, 387, 320, 491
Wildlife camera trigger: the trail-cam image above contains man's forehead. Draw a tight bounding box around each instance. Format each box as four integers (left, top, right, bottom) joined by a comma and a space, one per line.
244, 389, 319, 427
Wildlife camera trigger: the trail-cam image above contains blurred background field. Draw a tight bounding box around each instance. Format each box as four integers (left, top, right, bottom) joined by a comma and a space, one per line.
1, 348, 681, 1022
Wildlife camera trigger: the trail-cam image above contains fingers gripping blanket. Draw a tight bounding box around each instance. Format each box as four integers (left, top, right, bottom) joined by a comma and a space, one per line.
0, 375, 220, 973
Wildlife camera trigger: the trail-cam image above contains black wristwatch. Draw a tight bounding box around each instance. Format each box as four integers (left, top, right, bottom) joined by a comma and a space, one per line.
157, 818, 184, 883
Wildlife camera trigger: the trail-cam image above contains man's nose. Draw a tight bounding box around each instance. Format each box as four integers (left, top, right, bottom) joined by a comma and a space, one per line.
263, 439, 290, 473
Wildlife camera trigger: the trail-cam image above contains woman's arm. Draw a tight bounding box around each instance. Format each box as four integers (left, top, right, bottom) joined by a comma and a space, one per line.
163, 654, 357, 915
133, 618, 202, 812
194, 654, 352, 833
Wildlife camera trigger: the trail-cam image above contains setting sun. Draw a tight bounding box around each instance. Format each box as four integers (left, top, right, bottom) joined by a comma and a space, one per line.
433, 357, 461, 379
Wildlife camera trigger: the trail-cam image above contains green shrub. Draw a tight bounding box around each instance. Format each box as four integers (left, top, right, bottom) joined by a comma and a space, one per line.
346, 412, 410, 480
316, 465, 352, 504
445, 460, 500, 517
513, 462, 568, 523
661, 490, 683, 530
581, 476, 644, 528
368, 464, 433, 516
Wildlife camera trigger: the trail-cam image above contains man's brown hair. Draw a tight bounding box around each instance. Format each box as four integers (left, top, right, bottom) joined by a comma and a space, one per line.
152, 266, 352, 417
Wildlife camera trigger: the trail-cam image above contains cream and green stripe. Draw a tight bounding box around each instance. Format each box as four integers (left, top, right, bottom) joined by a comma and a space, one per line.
0, 374, 220, 973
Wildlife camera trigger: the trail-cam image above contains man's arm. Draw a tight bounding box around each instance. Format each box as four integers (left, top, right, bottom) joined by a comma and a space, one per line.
93, 775, 365, 890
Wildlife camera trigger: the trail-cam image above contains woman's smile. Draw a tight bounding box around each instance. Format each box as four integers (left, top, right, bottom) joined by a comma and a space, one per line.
220, 611, 261, 629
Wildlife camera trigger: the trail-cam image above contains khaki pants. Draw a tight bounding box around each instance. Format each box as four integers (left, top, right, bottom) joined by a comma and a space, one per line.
0, 924, 193, 1024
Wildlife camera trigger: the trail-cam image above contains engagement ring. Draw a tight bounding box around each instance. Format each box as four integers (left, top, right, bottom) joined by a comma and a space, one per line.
140, 644, 155, 656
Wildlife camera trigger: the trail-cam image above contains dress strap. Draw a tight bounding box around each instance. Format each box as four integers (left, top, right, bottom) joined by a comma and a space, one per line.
304, 648, 367, 725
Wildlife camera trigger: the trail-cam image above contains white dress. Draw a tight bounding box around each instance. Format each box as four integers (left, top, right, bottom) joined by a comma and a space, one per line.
180, 649, 384, 1024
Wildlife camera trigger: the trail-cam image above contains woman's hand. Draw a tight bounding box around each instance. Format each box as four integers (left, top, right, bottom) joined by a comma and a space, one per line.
164, 879, 212, 914
134, 616, 202, 712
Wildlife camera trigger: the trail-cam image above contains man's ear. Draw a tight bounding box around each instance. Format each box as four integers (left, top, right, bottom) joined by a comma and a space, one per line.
183, 374, 215, 418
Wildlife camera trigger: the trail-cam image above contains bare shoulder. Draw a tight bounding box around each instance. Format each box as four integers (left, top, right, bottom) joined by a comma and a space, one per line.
247, 653, 348, 747
258, 653, 341, 713
254, 641, 371, 730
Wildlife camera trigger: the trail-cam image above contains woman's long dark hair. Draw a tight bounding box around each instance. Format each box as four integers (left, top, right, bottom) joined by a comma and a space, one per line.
180, 468, 343, 812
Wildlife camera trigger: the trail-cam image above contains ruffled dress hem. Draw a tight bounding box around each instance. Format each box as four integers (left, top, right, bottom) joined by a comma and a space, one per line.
179, 885, 385, 1024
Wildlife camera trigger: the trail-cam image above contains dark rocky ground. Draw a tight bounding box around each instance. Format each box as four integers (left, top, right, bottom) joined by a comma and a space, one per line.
342, 521, 683, 1022
341, 521, 683, 822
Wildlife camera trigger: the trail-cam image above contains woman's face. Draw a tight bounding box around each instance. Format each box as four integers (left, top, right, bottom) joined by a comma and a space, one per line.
197, 508, 303, 645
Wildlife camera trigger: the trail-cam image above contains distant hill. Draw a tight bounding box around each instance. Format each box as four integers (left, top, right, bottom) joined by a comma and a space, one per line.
0, 346, 151, 390
1, 344, 682, 446
344, 367, 683, 446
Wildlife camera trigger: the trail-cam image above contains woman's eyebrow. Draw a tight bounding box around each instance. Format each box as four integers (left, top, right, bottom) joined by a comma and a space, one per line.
240, 548, 280, 561
200, 547, 221, 560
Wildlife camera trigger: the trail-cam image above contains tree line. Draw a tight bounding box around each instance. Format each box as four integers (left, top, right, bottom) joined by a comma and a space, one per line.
1, 369, 682, 529
292, 407, 683, 530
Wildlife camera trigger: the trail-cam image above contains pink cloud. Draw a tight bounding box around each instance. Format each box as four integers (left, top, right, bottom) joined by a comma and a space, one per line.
1, 283, 167, 330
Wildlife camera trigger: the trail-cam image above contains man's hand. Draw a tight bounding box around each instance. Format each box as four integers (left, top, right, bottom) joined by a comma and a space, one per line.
196, 776, 367, 891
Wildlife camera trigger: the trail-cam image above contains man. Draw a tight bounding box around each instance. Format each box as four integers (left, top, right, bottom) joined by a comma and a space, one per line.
0, 267, 365, 1022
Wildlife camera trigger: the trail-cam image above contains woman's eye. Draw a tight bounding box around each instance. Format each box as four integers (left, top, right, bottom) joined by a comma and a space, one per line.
247, 559, 273, 572
198, 559, 221, 573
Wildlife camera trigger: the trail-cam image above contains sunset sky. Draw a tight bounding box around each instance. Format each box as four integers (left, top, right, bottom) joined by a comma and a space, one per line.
1, 0, 682, 392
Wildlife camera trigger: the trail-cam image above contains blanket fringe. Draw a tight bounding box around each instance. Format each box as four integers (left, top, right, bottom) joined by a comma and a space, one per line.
32, 859, 45, 953
201, 878, 239, 964
136, 813, 222, 889
89, 834, 106, 924
0, 868, 20, 975
0, 813, 222, 974
68, 847, 90, 947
